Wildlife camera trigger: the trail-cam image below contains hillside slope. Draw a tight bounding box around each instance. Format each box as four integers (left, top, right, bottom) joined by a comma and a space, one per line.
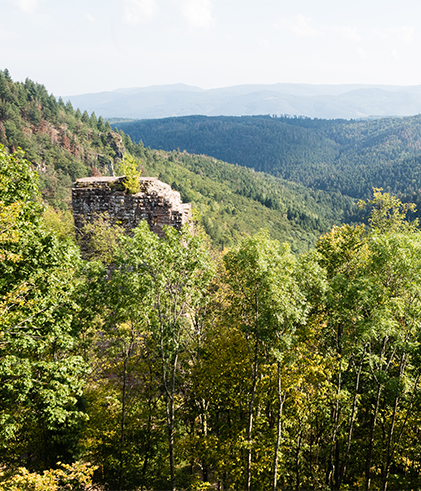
138, 147, 356, 251
0, 70, 356, 251
115, 114, 421, 205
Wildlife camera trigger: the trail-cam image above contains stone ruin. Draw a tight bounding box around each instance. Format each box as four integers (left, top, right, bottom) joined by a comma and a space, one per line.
72, 176, 191, 239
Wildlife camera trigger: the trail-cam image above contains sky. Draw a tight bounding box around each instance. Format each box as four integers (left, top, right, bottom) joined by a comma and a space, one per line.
2, 0, 421, 97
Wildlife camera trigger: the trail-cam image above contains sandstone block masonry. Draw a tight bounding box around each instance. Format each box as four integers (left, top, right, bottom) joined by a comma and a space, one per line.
72, 176, 191, 238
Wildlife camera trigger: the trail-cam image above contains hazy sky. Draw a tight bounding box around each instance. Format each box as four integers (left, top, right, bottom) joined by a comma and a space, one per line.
2, 0, 421, 96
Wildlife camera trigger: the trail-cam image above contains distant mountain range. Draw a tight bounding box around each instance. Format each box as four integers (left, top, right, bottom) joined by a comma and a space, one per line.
64, 83, 421, 120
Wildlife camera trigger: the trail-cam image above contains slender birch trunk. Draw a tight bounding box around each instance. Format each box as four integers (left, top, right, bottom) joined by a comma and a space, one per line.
118, 350, 128, 491
272, 360, 285, 491
337, 345, 367, 488
328, 324, 343, 489
246, 333, 259, 491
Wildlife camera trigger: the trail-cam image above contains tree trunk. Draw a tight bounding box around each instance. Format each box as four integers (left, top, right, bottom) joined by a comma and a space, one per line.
337, 345, 367, 488
140, 398, 154, 491
201, 398, 209, 483
162, 344, 178, 491
272, 360, 285, 491
157, 287, 179, 491
118, 347, 129, 491
366, 336, 389, 491
382, 353, 408, 491
295, 420, 303, 491
246, 334, 259, 491
328, 325, 343, 489
365, 382, 382, 491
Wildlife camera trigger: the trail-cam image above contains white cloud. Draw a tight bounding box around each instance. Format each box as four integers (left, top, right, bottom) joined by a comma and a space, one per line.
373, 26, 414, 44
122, 0, 159, 25
258, 38, 271, 49
275, 16, 363, 43
8, 0, 40, 13
177, 0, 215, 30
85, 13, 96, 23
357, 47, 369, 60
332, 26, 361, 43
275, 15, 320, 37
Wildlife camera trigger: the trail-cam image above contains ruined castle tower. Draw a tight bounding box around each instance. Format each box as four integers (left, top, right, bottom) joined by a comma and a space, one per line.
72, 176, 191, 238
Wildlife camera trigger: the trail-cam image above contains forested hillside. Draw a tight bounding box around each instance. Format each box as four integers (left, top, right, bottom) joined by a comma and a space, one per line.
140, 150, 356, 251
3, 144, 421, 491
4, 70, 421, 491
114, 114, 421, 208
0, 69, 121, 209
0, 70, 356, 251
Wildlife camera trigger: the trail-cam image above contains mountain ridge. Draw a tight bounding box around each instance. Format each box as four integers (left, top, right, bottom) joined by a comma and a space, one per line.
65, 83, 421, 120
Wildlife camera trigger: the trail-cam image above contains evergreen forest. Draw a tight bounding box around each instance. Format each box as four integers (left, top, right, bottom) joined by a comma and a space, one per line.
3, 70, 421, 491
114, 114, 421, 218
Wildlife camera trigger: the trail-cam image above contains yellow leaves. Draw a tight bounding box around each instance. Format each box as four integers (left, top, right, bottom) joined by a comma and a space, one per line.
397, 454, 421, 473
41, 207, 75, 241
192, 324, 250, 405
0, 200, 25, 262
0, 461, 97, 491
359, 187, 419, 234
316, 223, 369, 278
79, 213, 125, 263
190, 478, 214, 491
0, 467, 57, 491
0, 282, 31, 331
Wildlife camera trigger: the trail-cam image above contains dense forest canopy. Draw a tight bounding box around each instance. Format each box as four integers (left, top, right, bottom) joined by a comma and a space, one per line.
2, 144, 421, 491
3, 70, 421, 491
114, 114, 421, 213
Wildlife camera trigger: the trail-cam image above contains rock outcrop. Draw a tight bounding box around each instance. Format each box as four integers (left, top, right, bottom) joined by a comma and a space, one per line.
105, 132, 125, 176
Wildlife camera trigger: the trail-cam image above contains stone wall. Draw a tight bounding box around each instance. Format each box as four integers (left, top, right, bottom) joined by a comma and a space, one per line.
72, 176, 191, 238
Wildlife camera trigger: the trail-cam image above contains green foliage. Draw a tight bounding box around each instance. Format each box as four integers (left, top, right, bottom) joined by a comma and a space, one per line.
223, 230, 307, 341
0, 145, 43, 262
3, 153, 421, 490
113, 222, 214, 490
118, 153, 142, 194
41, 207, 75, 242
6, 70, 421, 490
79, 213, 125, 263
0, 145, 88, 471
314, 194, 421, 490
81, 221, 214, 490
359, 187, 419, 233
222, 231, 320, 490
0, 145, 39, 208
